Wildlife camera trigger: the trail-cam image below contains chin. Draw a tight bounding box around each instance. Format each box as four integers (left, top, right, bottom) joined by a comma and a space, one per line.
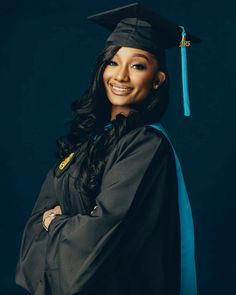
107, 97, 132, 106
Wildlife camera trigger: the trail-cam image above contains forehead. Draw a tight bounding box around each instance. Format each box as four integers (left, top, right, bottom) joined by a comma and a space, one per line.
114, 47, 156, 61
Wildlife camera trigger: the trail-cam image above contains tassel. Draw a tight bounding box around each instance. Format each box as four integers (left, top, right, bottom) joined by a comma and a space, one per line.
179, 26, 191, 116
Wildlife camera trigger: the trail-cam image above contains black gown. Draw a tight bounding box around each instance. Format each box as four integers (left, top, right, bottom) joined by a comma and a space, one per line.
15, 125, 180, 295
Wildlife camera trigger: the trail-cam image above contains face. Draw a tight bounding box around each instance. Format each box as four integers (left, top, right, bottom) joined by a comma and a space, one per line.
103, 47, 165, 107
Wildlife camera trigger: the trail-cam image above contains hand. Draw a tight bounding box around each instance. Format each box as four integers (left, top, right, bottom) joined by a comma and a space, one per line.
42, 205, 62, 231
51, 205, 62, 215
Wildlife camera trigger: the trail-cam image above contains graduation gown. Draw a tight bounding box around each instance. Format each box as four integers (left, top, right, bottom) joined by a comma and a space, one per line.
16, 125, 181, 295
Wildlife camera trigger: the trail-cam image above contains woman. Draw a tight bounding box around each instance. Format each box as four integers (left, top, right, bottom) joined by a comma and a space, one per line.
16, 3, 198, 295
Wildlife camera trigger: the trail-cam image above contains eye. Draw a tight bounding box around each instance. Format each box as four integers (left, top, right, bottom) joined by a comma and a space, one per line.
107, 60, 118, 66
132, 63, 147, 70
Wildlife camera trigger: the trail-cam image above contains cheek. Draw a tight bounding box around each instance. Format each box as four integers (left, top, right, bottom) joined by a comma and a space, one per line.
134, 73, 154, 92
103, 68, 113, 98
131, 73, 155, 102
103, 67, 112, 85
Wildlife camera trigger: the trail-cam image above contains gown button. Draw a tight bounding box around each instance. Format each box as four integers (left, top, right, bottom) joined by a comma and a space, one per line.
90, 205, 98, 215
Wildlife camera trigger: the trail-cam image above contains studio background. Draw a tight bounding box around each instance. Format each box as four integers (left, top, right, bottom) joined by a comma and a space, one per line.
0, 0, 235, 294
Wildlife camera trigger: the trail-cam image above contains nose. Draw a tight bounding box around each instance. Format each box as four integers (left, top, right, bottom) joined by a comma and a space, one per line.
114, 65, 130, 82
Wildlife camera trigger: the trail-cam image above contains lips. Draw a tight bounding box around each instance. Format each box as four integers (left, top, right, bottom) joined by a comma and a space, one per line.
109, 83, 133, 95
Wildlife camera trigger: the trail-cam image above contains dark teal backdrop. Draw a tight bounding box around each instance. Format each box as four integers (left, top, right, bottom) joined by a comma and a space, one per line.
1, 0, 235, 294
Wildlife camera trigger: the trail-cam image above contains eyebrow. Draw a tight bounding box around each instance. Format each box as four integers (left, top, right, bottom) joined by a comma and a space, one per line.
132, 53, 150, 62
115, 53, 150, 62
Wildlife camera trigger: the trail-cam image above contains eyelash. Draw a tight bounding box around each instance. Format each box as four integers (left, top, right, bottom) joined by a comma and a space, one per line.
107, 60, 147, 70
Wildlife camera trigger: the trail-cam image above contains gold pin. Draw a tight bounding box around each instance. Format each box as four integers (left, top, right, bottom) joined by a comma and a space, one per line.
59, 152, 75, 170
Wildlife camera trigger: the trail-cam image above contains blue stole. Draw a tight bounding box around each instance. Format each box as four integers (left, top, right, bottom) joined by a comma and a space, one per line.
148, 122, 197, 295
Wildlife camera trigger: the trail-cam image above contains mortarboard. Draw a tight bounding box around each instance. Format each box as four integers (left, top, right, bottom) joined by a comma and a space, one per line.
87, 2, 201, 117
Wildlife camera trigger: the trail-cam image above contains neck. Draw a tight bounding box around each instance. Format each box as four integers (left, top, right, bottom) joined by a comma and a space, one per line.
110, 105, 136, 121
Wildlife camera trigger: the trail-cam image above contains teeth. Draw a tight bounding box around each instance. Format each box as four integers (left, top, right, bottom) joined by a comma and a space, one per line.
111, 85, 131, 92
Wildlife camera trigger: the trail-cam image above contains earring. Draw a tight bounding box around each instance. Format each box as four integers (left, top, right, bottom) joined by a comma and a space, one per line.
153, 83, 159, 89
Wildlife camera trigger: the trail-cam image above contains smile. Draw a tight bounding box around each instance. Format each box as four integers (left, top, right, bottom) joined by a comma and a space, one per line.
110, 84, 133, 95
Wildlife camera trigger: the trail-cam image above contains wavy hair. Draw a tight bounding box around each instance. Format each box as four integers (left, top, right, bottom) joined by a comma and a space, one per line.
56, 45, 170, 201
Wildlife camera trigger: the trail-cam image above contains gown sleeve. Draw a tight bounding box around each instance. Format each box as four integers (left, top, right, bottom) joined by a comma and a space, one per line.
15, 167, 60, 294
39, 126, 178, 295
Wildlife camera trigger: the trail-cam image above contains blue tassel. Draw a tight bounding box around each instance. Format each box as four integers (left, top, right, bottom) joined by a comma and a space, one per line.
179, 26, 191, 117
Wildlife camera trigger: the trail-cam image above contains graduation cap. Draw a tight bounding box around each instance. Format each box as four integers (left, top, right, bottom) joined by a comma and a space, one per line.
87, 2, 201, 117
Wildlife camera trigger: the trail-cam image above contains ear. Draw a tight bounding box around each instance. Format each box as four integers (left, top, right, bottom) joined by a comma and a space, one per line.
154, 71, 166, 86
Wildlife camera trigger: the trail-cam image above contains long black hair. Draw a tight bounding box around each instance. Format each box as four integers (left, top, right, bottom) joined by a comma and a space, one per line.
56, 45, 170, 201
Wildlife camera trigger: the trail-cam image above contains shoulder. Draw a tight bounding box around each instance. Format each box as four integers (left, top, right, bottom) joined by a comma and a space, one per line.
117, 125, 173, 159
102, 124, 176, 179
